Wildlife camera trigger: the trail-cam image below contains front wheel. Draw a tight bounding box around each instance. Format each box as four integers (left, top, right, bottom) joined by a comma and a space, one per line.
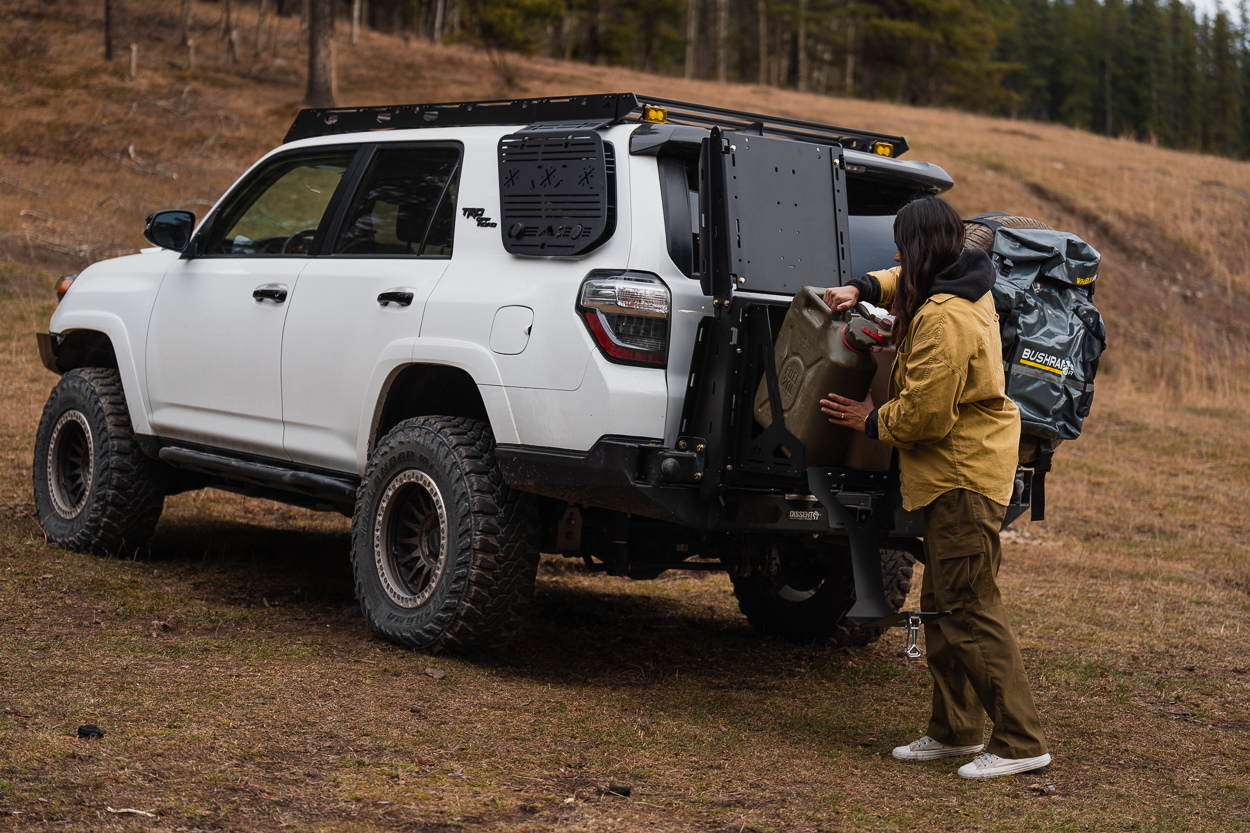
351, 417, 539, 652
32, 368, 166, 555
731, 544, 914, 648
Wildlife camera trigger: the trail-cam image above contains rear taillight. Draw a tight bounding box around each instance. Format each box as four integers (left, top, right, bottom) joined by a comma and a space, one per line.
578, 271, 670, 367
55, 275, 77, 302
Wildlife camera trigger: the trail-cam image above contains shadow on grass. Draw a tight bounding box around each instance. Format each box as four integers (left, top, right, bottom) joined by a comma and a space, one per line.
137, 509, 884, 692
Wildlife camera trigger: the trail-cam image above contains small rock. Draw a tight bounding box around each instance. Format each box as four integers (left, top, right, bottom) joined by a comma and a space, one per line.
409, 704, 424, 714
77, 724, 105, 740
152, 570, 162, 578
114, 607, 124, 616
424, 667, 446, 680
1183, 664, 1196, 672
607, 782, 631, 797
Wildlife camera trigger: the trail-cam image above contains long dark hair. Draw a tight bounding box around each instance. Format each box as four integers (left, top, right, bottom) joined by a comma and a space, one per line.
891, 196, 965, 344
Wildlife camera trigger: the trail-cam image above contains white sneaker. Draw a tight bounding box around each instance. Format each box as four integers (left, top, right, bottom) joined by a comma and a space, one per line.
958, 751, 1052, 779
891, 735, 985, 761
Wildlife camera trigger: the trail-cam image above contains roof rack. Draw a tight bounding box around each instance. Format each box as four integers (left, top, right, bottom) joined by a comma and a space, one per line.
283, 92, 910, 156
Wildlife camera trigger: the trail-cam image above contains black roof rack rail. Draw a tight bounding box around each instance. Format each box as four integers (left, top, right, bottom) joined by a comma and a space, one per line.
283, 91, 909, 156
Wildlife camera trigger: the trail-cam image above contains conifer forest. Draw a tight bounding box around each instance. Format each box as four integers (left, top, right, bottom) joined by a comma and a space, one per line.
329, 0, 1250, 158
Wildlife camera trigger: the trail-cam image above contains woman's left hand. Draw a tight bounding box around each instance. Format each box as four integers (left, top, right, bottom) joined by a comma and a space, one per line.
820, 391, 874, 433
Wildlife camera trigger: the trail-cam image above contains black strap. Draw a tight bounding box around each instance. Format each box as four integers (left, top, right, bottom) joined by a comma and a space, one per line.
968, 212, 1009, 233
1030, 439, 1054, 522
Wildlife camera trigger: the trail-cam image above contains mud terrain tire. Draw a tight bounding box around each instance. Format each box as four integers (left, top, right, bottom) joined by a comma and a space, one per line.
732, 547, 914, 648
351, 417, 539, 652
32, 368, 166, 555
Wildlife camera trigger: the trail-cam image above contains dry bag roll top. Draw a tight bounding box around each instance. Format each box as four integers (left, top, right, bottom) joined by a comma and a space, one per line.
966, 214, 1107, 520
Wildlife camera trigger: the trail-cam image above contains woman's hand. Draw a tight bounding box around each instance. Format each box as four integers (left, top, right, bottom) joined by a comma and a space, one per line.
822, 284, 860, 312
820, 391, 874, 433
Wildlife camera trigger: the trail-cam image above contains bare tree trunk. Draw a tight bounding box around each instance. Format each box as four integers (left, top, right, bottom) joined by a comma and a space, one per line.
104, 0, 114, 60
256, 0, 269, 56
300, 0, 310, 41
222, 0, 241, 63
757, 0, 767, 85
432, 0, 445, 42
796, 0, 808, 91
561, 12, 576, 60
351, 0, 361, 44
845, 14, 855, 96
716, 0, 728, 83
179, 0, 193, 46
684, 0, 698, 79
304, 0, 335, 107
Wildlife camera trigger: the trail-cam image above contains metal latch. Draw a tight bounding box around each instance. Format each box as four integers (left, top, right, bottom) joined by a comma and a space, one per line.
905, 614, 923, 659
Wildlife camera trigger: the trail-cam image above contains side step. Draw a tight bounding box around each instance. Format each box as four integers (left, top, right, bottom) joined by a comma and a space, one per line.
157, 446, 360, 504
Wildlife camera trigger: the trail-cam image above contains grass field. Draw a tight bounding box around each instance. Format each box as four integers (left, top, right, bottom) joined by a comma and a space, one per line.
2, 1, 1249, 831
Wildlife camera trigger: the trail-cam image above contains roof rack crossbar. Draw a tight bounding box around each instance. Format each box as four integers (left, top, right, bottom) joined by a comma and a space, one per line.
282, 91, 909, 156
636, 96, 909, 155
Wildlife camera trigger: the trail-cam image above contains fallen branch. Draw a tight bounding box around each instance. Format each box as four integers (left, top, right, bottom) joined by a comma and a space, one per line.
106, 807, 157, 818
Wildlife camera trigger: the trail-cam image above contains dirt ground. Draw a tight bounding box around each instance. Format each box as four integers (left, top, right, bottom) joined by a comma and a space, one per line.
3, 1, 1250, 831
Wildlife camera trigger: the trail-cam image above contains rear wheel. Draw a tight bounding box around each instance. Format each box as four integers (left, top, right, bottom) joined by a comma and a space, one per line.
32, 368, 166, 555
731, 543, 914, 648
351, 416, 539, 652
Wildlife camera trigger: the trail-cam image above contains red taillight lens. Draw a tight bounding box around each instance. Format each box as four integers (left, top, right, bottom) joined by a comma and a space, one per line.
55, 275, 77, 302
578, 272, 670, 368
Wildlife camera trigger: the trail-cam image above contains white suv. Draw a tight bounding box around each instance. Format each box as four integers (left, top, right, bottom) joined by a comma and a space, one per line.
34, 93, 1004, 652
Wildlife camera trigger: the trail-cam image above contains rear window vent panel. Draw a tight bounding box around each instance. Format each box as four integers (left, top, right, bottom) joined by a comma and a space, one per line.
498, 131, 616, 256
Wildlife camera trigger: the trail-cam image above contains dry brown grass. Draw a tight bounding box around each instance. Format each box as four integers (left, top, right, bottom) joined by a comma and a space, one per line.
2, 1, 1249, 831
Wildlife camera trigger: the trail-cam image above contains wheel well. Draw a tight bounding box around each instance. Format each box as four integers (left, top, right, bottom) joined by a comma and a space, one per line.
56, 330, 118, 373
372, 364, 490, 452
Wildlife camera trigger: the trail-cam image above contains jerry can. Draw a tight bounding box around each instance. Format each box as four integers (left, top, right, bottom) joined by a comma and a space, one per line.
753, 287, 883, 468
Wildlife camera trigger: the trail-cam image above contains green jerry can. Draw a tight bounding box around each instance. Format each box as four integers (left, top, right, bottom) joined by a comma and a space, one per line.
753, 287, 884, 467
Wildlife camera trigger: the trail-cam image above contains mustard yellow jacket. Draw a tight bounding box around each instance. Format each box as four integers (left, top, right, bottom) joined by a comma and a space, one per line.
866, 258, 1020, 511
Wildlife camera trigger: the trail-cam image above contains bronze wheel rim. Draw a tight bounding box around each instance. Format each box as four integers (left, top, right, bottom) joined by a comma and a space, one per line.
47, 410, 93, 520
373, 470, 448, 609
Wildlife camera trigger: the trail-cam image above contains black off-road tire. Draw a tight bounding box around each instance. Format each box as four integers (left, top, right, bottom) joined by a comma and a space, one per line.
731, 547, 914, 648
351, 416, 539, 652
32, 368, 166, 555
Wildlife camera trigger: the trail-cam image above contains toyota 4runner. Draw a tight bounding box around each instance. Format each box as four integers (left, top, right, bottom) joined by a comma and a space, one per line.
33, 93, 1033, 652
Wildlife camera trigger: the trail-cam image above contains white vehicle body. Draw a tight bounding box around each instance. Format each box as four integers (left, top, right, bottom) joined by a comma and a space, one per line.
51, 123, 693, 476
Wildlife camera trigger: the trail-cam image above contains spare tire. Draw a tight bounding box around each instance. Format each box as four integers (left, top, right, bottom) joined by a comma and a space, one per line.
964, 214, 1052, 252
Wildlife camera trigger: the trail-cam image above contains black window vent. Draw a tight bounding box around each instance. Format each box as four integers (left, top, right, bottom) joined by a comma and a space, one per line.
498, 131, 616, 256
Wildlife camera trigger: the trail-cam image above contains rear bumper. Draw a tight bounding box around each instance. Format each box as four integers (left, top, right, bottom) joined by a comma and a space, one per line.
496, 436, 927, 537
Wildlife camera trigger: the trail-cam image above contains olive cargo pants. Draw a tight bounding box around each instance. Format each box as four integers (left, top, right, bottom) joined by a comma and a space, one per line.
921, 489, 1048, 759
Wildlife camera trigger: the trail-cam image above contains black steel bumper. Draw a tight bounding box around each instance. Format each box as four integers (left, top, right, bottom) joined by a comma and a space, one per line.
495, 436, 929, 538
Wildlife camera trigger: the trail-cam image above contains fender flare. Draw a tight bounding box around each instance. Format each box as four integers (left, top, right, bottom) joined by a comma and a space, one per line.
355, 338, 519, 473
44, 312, 153, 436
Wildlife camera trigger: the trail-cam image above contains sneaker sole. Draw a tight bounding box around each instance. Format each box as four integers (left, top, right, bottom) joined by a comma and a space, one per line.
892, 745, 985, 761
958, 753, 1052, 779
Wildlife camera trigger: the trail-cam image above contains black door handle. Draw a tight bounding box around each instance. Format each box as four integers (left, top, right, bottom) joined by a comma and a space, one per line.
377, 291, 414, 307
253, 287, 288, 303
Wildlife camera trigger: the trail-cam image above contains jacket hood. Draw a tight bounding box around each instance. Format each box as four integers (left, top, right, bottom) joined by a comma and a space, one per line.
927, 248, 994, 303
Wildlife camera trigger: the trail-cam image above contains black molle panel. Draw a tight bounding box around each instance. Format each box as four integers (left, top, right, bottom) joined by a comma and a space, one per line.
498, 131, 615, 256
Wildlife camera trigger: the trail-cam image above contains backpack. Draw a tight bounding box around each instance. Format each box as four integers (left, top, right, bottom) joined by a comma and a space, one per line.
965, 214, 1107, 521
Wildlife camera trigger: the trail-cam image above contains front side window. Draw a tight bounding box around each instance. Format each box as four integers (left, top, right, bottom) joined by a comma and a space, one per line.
203, 150, 356, 256
334, 146, 461, 257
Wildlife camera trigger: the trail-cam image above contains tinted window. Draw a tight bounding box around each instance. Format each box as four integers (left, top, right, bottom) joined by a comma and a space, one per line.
334, 146, 461, 256
205, 151, 355, 255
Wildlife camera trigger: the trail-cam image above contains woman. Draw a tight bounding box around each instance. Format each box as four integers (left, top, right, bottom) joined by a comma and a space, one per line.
820, 196, 1050, 779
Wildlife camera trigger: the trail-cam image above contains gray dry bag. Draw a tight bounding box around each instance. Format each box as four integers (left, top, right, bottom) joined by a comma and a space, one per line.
967, 215, 1107, 520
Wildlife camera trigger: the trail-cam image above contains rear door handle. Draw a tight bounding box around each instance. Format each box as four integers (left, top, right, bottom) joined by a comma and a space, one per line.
377, 291, 414, 307
253, 285, 288, 303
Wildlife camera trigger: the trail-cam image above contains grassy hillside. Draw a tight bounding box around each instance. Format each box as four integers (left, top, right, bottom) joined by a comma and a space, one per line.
1, 2, 1248, 832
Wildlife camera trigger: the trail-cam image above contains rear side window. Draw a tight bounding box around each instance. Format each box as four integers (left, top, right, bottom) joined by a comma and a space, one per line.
334, 146, 462, 256
204, 150, 356, 255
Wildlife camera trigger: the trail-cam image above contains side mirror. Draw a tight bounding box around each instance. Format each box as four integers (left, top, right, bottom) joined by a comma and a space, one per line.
143, 210, 196, 252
